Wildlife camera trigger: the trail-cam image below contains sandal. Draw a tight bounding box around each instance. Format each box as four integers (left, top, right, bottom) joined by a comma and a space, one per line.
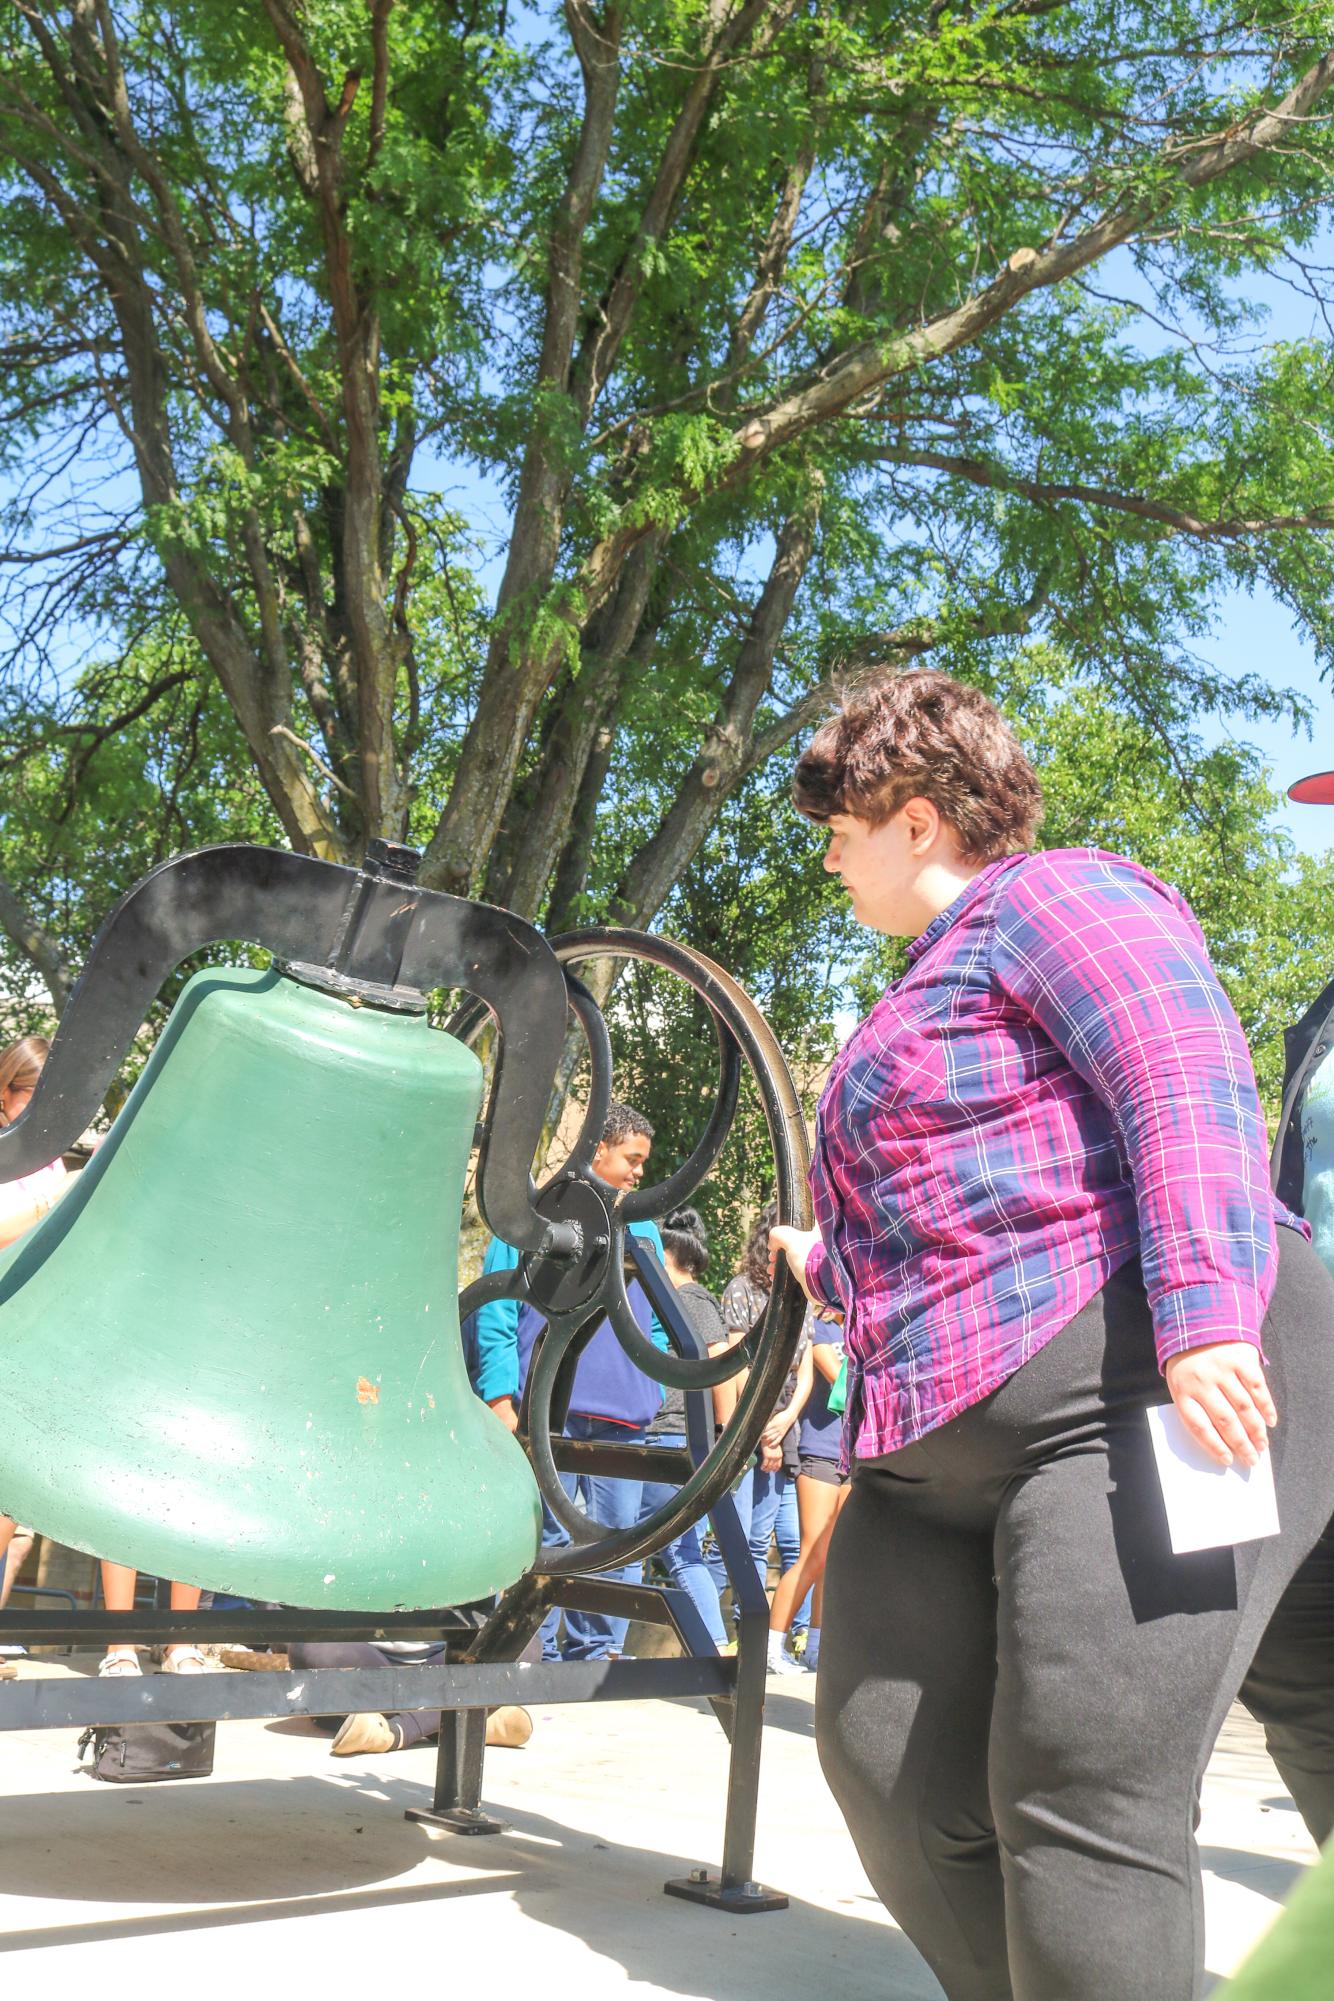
162, 1645, 210, 1674
98, 1649, 143, 1678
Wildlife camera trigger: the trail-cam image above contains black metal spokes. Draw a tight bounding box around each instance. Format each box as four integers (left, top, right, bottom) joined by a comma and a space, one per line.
524, 930, 813, 1573
444, 970, 613, 1200
548, 931, 743, 1224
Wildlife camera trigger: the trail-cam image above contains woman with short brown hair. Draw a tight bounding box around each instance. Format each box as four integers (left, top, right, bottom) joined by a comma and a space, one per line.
772, 668, 1334, 2000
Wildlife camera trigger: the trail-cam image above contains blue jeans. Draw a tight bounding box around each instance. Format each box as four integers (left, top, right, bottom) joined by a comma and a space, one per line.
639, 1435, 728, 1649
705, 1465, 755, 1600
539, 1413, 648, 1661
748, 1466, 810, 1632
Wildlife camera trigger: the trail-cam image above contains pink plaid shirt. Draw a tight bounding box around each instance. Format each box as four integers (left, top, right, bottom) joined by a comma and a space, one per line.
804, 848, 1299, 1460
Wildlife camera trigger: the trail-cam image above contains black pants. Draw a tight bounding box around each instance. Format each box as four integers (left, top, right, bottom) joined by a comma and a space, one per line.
1240, 1509, 1334, 1846
287, 1633, 545, 1743
287, 1640, 446, 1745
815, 1229, 1334, 2001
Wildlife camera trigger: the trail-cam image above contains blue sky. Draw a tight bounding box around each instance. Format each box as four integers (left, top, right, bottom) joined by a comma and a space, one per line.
1197, 584, 1332, 857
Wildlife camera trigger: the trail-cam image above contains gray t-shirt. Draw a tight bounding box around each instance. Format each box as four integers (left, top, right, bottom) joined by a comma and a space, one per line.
646, 1280, 726, 1439
721, 1273, 812, 1471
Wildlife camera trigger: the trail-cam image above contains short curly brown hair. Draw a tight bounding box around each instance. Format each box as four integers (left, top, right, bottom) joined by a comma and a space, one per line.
792, 668, 1042, 862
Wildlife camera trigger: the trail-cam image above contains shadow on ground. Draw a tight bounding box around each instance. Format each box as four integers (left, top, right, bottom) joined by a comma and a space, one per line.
756, 1688, 817, 1738
0, 1769, 941, 1999
1200, 1845, 1308, 1902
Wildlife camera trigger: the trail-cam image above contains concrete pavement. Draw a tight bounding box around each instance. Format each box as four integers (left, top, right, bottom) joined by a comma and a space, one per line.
0, 1658, 1319, 1994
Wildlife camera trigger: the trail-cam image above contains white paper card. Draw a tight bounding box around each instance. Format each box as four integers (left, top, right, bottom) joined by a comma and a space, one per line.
1145, 1403, 1280, 1554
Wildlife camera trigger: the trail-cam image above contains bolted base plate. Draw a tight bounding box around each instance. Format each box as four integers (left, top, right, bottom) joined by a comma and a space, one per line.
663, 1872, 789, 1914
404, 1805, 509, 1837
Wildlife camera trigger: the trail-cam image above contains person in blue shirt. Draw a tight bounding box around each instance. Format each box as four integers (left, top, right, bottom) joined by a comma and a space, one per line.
471, 1102, 668, 1660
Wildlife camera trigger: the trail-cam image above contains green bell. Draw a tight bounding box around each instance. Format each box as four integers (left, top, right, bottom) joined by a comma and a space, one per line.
0, 964, 543, 1609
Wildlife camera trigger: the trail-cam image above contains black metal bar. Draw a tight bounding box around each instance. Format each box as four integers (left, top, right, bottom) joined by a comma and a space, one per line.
553, 1576, 716, 1653
0, 1656, 734, 1730
548, 1438, 693, 1482
702, 1475, 773, 1895
405, 1709, 507, 1837
463, 1575, 557, 1666
609, 1235, 752, 1391
4, 1583, 77, 1611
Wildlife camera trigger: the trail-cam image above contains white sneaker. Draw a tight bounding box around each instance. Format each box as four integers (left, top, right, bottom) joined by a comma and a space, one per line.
766, 1645, 805, 1677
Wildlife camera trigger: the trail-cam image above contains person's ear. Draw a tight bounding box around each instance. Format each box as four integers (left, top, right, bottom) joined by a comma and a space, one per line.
901, 795, 940, 854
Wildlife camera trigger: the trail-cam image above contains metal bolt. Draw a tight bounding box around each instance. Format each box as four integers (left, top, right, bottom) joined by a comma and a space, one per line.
742, 1880, 762, 1897
689, 1867, 709, 1883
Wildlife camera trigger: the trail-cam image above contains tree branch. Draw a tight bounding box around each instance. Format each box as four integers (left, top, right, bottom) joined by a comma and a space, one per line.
0, 869, 76, 1012
366, 0, 394, 173
262, 0, 403, 836
745, 573, 1057, 774
91, 0, 250, 435
568, 50, 1334, 606
726, 136, 814, 375
421, 0, 625, 894
570, 0, 790, 424
872, 447, 1334, 539
270, 722, 360, 801
609, 480, 822, 929
724, 52, 1334, 475
502, 528, 666, 920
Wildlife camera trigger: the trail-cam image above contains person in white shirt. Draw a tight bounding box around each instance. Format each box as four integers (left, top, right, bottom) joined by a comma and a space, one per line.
0, 1036, 68, 1652
0, 1034, 208, 1677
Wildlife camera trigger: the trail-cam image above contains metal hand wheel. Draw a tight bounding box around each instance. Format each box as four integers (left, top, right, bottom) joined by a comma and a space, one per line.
454, 927, 812, 1576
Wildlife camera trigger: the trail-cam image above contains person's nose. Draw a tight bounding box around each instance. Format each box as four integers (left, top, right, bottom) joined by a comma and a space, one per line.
823, 836, 841, 875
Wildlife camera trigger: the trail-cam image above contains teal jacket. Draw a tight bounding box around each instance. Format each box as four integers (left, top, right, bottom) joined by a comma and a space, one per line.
471, 1219, 668, 1425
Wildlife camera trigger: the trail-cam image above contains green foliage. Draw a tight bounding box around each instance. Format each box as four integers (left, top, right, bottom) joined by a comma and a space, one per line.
597, 762, 846, 1284
0, 645, 280, 1052
1, 3, 1333, 1200
1010, 656, 1334, 1120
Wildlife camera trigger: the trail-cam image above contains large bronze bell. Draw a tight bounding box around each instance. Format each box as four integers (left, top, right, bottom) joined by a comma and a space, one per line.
0, 842, 584, 1611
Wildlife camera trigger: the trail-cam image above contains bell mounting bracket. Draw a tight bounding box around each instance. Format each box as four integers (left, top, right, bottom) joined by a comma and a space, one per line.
0, 839, 577, 1261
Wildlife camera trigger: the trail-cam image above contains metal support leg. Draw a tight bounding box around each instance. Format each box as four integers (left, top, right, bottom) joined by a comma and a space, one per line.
404, 1708, 507, 1836
663, 1484, 788, 1913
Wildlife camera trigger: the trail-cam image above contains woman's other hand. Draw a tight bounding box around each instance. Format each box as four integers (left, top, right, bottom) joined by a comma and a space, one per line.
1163, 1342, 1277, 1468
769, 1225, 824, 1303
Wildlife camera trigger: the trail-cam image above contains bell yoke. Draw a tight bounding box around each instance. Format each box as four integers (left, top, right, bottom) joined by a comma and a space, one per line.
0, 839, 809, 1615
